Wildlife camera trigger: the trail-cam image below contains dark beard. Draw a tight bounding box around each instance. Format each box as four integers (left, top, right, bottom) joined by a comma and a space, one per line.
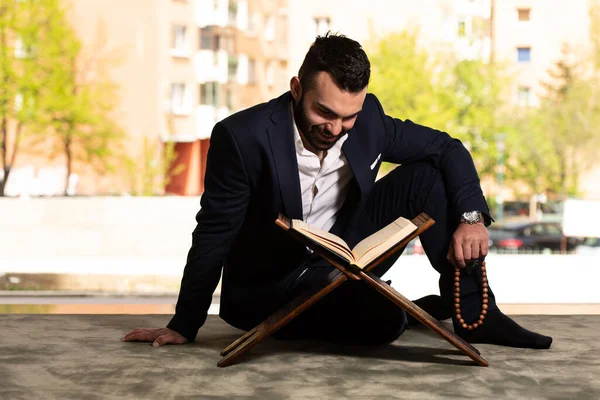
293, 95, 345, 151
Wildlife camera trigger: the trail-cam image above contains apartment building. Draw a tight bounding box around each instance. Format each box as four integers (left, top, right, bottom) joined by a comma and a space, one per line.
289, 0, 591, 103
176, 0, 289, 195
287, 0, 598, 200
4, 0, 288, 196
5, 0, 597, 199
492, 0, 591, 107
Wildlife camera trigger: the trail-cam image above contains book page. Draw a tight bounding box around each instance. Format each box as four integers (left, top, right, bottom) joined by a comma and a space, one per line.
291, 219, 355, 263
353, 217, 418, 267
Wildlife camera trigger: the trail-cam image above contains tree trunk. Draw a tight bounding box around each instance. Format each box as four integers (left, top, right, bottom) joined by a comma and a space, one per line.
0, 5, 8, 197
64, 134, 72, 196
0, 167, 8, 196
559, 155, 568, 197
0, 119, 7, 197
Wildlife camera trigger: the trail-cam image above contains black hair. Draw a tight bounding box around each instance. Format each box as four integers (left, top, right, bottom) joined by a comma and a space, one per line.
298, 31, 370, 92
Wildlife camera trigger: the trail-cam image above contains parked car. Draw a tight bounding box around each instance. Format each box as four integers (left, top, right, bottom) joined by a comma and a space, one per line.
488, 221, 581, 253
502, 201, 530, 217
405, 237, 424, 255
575, 237, 600, 255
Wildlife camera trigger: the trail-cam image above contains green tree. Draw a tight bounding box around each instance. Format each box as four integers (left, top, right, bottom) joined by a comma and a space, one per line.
124, 137, 185, 196
367, 30, 454, 175
367, 30, 513, 179
504, 109, 555, 196
445, 58, 513, 176
36, 11, 125, 195
368, 30, 455, 132
508, 45, 600, 198
0, 0, 53, 196
504, 3, 600, 199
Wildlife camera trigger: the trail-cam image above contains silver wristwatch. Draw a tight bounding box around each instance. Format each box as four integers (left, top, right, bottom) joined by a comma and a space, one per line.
460, 211, 484, 225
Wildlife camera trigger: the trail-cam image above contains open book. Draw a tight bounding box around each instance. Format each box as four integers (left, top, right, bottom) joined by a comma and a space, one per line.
291, 216, 418, 269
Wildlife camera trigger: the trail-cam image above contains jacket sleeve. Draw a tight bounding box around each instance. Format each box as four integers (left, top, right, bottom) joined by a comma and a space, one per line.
371, 95, 493, 225
167, 122, 251, 342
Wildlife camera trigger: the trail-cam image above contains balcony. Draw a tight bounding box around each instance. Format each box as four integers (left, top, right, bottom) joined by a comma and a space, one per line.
196, 0, 227, 28
195, 50, 229, 84
454, 36, 491, 62
197, 105, 230, 139
454, 0, 491, 19
196, 0, 247, 29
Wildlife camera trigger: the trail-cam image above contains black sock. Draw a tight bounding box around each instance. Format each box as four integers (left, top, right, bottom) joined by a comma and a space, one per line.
406, 295, 453, 327
454, 309, 553, 349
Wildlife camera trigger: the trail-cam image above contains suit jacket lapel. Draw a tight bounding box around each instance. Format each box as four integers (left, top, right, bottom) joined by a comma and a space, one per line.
342, 129, 368, 202
266, 92, 303, 220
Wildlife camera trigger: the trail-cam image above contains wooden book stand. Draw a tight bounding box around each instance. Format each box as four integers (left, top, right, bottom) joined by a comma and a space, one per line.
218, 213, 488, 367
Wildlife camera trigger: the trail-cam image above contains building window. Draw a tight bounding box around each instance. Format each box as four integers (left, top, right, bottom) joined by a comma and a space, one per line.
228, 56, 238, 79
228, 0, 238, 26
172, 25, 187, 52
313, 17, 330, 38
225, 87, 233, 109
517, 86, 531, 106
458, 20, 466, 37
517, 8, 531, 21
264, 15, 275, 41
199, 82, 220, 106
248, 58, 256, 84
247, 12, 255, 34
199, 29, 234, 53
517, 47, 531, 63
236, 0, 248, 30
171, 83, 189, 114
200, 29, 212, 50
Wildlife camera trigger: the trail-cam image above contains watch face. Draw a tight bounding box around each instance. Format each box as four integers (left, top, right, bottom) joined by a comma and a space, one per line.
463, 211, 481, 223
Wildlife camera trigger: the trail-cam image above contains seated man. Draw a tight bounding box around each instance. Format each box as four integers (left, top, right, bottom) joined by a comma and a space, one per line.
123, 33, 552, 350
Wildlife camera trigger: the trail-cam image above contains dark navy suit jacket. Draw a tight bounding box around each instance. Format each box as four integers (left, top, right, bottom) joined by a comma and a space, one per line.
167, 92, 491, 342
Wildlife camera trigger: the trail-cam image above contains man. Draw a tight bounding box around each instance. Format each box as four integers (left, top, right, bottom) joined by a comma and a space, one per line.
123, 33, 552, 350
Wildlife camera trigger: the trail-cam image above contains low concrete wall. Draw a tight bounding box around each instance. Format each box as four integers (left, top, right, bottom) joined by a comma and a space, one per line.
1, 196, 200, 262
383, 254, 600, 304
0, 196, 199, 293
1, 197, 599, 303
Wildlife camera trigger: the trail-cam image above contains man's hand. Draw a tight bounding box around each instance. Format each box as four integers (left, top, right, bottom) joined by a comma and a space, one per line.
447, 222, 489, 268
122, 327, 188, 347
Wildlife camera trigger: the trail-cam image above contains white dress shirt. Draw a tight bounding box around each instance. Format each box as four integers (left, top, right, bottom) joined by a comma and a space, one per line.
291, 104, 353, 232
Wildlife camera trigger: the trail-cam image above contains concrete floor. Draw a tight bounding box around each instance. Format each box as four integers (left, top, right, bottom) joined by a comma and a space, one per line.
1, 314, 599, 399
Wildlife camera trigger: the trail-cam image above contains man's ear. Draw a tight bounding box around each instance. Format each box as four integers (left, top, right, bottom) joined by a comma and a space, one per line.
290, 76, 302, 102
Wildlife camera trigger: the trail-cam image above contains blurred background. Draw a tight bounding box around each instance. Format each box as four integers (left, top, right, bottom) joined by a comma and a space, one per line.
1, 0, 599, 314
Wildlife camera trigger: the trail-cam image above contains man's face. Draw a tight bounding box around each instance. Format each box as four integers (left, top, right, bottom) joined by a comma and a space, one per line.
292, 72, 366, 153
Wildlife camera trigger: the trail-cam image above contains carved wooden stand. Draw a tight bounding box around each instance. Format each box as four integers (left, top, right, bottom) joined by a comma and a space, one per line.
218, 213, 488, 367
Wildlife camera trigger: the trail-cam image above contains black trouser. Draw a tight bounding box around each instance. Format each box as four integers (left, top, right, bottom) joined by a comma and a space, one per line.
275, 162, 496, 344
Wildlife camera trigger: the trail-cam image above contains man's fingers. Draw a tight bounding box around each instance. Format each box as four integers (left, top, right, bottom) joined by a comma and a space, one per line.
481, 237, 489, 258
469, 242, 480, 261
122, 328, 142, 341
462, 241, 473, 263
122, 329, 160, 342
451, 223, 489, 269
453, 239, 466, 268
122, 327, 187, 346
122, 328, 145, 341
123, 332, 154, 342
152, 334, 170, 347
152, 333, 187, 347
